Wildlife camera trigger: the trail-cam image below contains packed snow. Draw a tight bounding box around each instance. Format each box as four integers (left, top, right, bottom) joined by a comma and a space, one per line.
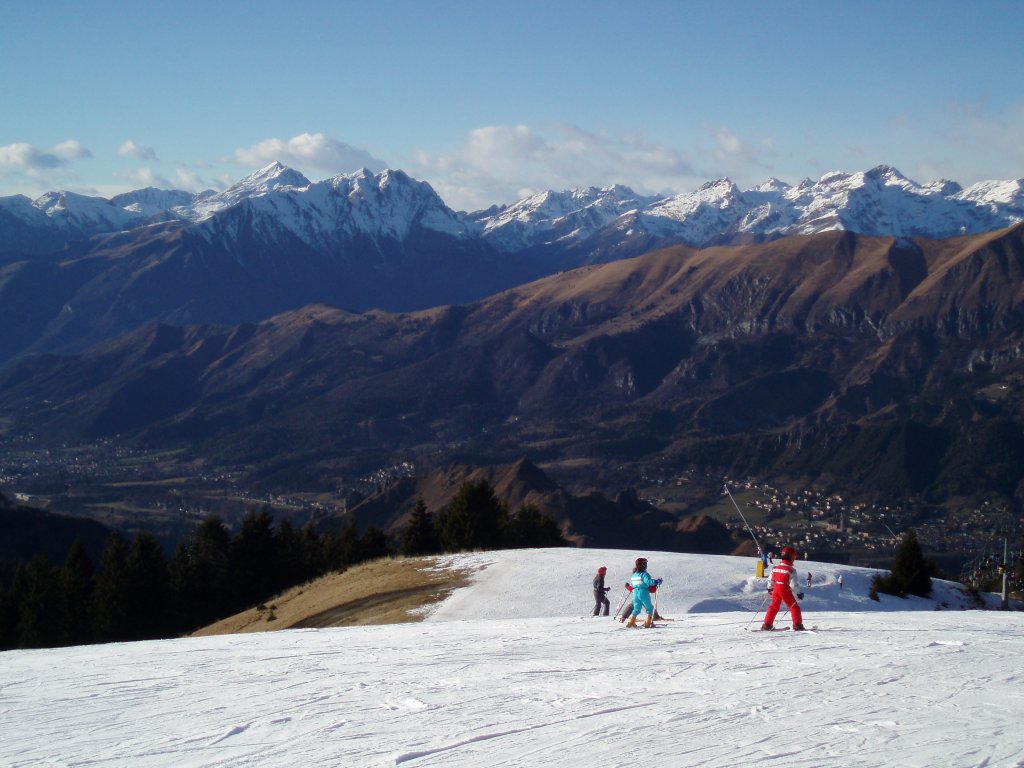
2, 548, 1022, 767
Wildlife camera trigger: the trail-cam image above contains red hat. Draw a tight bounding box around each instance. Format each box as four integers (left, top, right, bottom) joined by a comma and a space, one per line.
780, 546, 797, 562
597, 566, 607, 574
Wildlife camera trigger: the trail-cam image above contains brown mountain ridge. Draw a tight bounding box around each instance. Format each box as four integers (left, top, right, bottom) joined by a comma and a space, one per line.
1, 225, 1022, 512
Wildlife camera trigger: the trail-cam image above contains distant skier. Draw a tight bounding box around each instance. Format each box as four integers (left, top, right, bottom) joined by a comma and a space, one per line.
626, 557, 662, 628
806, 571, 813, 587
593, 566, 611, 616
838, 574, 844, 591
762, 546, 805, 631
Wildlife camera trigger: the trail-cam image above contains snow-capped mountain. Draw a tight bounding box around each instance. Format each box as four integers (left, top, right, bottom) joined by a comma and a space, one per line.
25, 189, 145, 236
184, 161, 312, 221
3, 163, 1023, 260
477, 184, 660, 251
601, 165, 1024, 248
110, 187, 205, 219
192, 166, 475, 255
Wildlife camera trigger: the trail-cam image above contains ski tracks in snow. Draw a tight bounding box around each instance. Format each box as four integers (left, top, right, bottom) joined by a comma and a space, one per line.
3, 607, 1024, 767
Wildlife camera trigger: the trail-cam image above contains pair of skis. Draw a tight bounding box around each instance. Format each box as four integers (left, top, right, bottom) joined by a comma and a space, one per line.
612, 583, 665, 628
745, 625, 819, 632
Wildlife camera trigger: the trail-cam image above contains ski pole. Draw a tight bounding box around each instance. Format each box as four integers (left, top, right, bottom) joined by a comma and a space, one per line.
746, 591, 770, 630
612, 586, 629, 620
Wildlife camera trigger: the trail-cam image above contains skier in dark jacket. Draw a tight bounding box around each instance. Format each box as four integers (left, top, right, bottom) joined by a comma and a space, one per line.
593, 566, 611, 615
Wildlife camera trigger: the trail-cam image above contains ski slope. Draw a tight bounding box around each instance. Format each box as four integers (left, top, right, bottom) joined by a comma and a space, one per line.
2, 549, 1022, 767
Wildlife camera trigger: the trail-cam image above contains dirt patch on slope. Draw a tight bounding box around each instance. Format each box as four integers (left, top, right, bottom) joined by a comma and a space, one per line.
191, 555, 474, 637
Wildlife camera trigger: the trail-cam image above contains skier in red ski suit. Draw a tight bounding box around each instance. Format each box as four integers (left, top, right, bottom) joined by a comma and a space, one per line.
762, 546, 805, 631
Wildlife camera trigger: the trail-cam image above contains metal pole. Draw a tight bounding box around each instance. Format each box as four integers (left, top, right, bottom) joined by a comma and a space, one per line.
1001, 538, 1010, 611
724, 483, 763, 556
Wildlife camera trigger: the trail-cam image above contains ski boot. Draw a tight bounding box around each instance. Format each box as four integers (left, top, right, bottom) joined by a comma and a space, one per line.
626, 615, 637, 628
793, 624, 806, 631
760, 623, 774, 631
644, 615, 654, 628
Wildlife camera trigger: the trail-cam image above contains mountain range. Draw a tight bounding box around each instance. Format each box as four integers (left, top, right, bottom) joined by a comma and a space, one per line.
3, 221, 1022, 513
2, 163, 1022, 365
5, 162, 1024, 255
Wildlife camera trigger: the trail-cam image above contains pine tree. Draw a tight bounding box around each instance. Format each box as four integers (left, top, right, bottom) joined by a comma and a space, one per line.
275, 518, 297, 587
890, 530, 933, 597
167, 539, 196, 634
14, 557, 65, 648
91, 532, 131, 642
358, 525, 392, 562
188, 516, 233, 626
400, 499, 440, 556
124, 532, 170, 640
61, 539, 96, 646
436, 480, 509, 552
505, 504, 567, 548
297, 523, 325, 579
872, 529, 933, 598
323, 519, 361, 570
0, 578, 15, 650
230, 508, 280, 610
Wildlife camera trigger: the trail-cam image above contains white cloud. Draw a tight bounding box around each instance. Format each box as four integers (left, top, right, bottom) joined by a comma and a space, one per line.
707, 126, 776, 177
111, 166, 210, 193
118, 140, 158, 161
52, 140, 93, 160
114, 167, 173, 188
174, 169, 208, 191
0, 140, 94, 196
234, 132, 388, 176
0, 140, 92, 172
410, 123, 700, 211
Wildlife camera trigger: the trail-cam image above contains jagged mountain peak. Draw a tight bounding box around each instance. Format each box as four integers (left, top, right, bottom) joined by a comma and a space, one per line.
754, 177, 791, 194
696, 177, 739, 194
477, 183, 660, 251
225, 162, 310, 197
184, 162, 312, 222
29, 189, 141, 233
110, 187, 198, 218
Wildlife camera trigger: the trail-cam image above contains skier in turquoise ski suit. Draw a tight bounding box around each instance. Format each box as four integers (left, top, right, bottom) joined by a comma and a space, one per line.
627, 557, 662, 627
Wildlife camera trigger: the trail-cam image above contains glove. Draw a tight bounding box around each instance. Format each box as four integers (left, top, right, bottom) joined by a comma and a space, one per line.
797, 592, 804, 600
604, 587, 610, 593
655, 578, 663, 586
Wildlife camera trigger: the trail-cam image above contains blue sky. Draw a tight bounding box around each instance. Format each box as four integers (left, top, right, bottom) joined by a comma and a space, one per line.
2, 0, 1022, 211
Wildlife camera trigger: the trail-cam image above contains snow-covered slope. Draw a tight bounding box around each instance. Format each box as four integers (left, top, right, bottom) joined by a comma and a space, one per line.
3, 548, 1020, 768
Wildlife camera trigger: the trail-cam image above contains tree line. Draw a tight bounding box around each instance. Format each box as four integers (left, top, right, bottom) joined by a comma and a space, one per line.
0, 479, 565, 650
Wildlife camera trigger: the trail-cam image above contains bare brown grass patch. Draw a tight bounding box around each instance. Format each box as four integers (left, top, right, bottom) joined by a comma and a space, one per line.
191, 555, 473, 637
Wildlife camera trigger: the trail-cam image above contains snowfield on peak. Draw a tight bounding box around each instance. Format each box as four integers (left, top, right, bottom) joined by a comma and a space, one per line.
3, 547, 1021, 768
